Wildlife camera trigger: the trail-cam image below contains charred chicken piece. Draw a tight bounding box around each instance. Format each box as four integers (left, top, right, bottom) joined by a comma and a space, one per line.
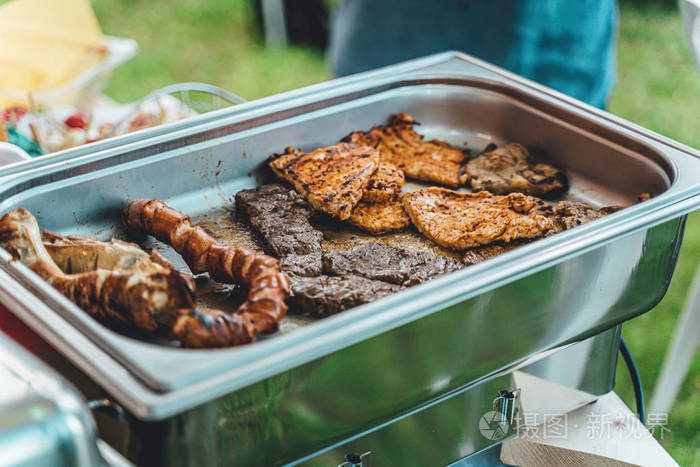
362, 161, 405, 202
235, 184, 323, 276
323, 242, 463, 286
122, 199, 290, 344
461, 143, 567, 196
0, 209, 195, 333
287, 273, 402, 318
348, 198, 411, 235
343, 112, 469, 188
268, 143, 379, 220
402, 187, 554, 250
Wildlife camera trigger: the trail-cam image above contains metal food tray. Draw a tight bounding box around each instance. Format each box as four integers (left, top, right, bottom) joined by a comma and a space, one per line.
0, 53, 698, 455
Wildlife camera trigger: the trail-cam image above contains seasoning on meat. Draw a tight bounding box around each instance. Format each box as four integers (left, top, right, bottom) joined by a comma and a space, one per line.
544, 200, 623, 235
0, 208, 195, 333
268, 142, 379, 220
235, 184, 323, 276
123, 199, 291, 346
461, 143, 567, 196
287, 273, 401, 318
402, 187, 554, 250
462, 242, 525, 266
348, 198, 411, 234
343, 112, 469, 188
323, 242, 463, 286
362, 161, 405, 202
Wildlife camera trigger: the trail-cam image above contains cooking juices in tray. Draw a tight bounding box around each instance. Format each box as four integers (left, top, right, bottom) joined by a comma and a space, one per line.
0, 112, 642, 348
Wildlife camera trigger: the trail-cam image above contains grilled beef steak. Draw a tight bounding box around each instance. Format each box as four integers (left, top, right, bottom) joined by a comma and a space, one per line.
343, 113, 469, 187
544, 201, 623, 235
288, 273, 401, 317
462, 143, 567, 196
235, 184, 324, 276
462, 242, 525, 266
323, 242, 462, 286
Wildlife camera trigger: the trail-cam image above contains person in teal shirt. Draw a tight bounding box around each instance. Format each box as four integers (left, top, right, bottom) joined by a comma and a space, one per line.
328, 0, 617, 109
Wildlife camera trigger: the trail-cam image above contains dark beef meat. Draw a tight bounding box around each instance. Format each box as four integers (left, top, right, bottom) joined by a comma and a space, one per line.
462, 242, 526, 266
322, 242, 463, 286
235, 184, 323, 276
288, 274, 401, 317
544, 201, 623, 235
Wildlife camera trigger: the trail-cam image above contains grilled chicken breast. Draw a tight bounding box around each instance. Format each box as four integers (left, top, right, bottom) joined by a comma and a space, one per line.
462, 143, 567, 196
269, 143, 379, 220
362, 161, 405, 202
349, 198, 411, 234
343, 113, 468, 188
402, 187, 554, 250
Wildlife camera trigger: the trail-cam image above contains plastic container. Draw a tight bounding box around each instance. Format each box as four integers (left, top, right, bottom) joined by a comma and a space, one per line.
0, 35, 138, 109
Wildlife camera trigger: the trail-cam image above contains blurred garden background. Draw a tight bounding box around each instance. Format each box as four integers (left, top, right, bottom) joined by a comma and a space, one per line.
92, 0, 699, 463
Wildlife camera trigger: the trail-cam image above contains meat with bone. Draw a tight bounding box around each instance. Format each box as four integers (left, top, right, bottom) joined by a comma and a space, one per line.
362, 161, 405, 202
322, 242, 463, 286
461, 143, 567, 196
342, 112, 469, 188
287, 273, 402, 318
268, 143, 379, 220
0, 209, 195, 333
122, 199, 290, 345
348, 198, 411, 234
402, 187, 554, 250
235, 184, 323, 276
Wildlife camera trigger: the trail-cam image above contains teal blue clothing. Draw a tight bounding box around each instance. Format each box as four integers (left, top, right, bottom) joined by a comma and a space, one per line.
328, 0, 617, 109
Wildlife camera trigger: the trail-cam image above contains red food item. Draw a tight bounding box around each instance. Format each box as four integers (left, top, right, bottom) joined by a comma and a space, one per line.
1, 107, 27, 123
64, 112, 89, 129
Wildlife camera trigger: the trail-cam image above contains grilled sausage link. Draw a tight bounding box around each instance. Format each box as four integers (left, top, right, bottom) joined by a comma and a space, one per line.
122, 199, 290, 345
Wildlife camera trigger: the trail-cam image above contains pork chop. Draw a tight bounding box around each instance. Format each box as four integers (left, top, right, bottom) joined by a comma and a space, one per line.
348, 198, 411, 234
362, 161, 405, 202
343, 113, 468, 188
268, 143, 379, 220
402, 187, 554, 250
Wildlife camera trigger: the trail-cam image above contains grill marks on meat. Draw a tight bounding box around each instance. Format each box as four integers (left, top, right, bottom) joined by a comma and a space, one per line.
343, 113, 469, 188
462, 143, 567, 196
235, 184, 323, 276
348, 198, 411, 234
268, 143, 379, 220
322, 242, 463, 286
287, 273, 401, 318
402, 187, 554, 250
123, 199, 290, 347
362, 161, 405, 202
0, 209, 195, 333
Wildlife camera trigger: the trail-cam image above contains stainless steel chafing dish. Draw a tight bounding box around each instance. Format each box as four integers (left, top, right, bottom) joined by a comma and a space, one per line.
0, 52, 698, 465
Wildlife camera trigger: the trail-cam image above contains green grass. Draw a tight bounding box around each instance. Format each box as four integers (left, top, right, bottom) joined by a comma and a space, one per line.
610, 3, 700, 465
93, 0, 699, 463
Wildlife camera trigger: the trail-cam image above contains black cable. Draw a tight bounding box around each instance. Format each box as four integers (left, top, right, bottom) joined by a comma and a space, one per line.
620, 336, 646, 425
